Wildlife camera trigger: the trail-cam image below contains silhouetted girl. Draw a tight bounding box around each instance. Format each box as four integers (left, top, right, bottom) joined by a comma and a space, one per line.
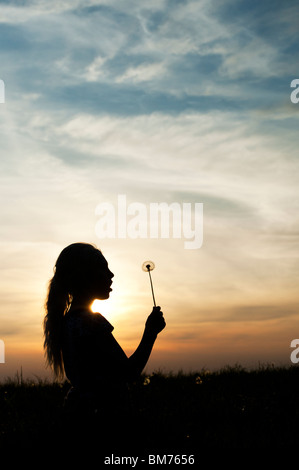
43, 242, 165, 450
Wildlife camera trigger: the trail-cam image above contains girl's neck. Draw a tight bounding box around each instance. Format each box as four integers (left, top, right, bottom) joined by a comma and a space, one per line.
70, 295, 93, 312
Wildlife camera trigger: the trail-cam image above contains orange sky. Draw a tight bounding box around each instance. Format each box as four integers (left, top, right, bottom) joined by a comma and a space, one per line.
1, 236, 298, 381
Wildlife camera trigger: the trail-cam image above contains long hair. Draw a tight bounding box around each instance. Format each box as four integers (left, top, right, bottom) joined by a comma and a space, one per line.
43, 242, 100, 379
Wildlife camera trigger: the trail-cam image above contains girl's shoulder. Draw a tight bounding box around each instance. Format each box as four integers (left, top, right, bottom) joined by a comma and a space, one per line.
64, 309, 114, 336
88, 310, 114, 333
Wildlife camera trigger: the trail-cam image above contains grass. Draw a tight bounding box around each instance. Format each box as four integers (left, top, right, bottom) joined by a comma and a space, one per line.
1, 364, 299, 454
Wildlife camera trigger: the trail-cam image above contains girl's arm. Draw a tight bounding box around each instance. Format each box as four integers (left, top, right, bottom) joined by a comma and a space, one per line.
93, 307, 165, 381
127, 306, 166, 378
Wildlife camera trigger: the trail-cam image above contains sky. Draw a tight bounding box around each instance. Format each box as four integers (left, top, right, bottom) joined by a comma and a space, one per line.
0, 0, 299, 380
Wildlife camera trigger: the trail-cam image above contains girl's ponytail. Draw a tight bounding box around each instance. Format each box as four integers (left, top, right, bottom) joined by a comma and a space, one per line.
43, 274, 71, 379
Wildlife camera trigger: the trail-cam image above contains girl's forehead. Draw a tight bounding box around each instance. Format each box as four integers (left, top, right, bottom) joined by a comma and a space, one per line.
95, 251, 108, 266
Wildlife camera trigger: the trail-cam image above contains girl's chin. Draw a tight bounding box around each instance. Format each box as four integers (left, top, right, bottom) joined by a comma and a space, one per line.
98, 291, 111, 300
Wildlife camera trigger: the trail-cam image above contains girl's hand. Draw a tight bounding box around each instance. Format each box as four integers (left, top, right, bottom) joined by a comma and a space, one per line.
145, 306, 166, 335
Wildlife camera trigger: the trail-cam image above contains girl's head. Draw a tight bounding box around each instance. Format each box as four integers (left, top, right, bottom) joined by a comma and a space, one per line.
43, 242, 113, 378
54, 242, 114, 302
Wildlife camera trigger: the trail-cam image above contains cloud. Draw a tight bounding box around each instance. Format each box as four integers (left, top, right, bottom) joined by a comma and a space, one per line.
2, 0, 296, 115
227, 304, 299, 322
115, 62, 166, 84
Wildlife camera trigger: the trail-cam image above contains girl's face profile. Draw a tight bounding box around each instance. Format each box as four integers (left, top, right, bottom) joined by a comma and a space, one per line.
90, 252, 114, 300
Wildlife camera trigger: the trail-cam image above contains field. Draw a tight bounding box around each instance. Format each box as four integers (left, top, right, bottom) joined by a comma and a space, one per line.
1, 364, 299, 458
